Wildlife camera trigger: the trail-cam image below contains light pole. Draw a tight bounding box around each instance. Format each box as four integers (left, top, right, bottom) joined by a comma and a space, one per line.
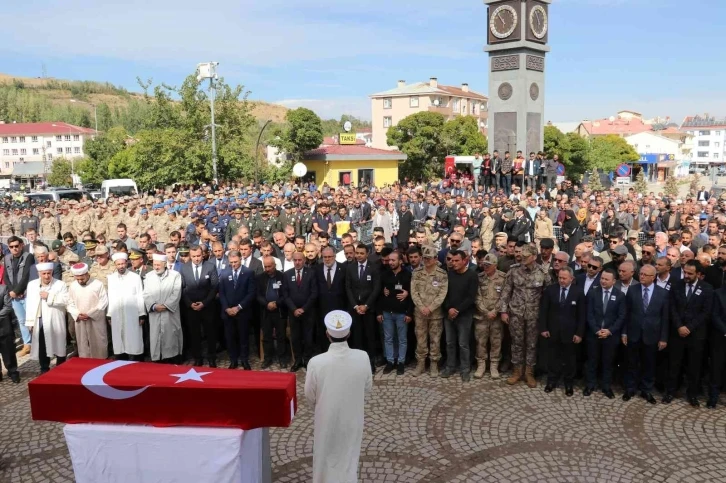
69, 99, 98, 134
255, 120, 272, 185
197, 62, 219, 184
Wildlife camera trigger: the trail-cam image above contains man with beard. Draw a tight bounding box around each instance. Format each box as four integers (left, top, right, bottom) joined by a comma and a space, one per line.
143, 254, 183, 363
67, 263, 109, 359
107, 252, 146, 361
25, 262, 68, 374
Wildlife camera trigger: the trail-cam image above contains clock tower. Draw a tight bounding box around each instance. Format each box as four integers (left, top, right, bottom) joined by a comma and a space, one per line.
485, 0, 550, 158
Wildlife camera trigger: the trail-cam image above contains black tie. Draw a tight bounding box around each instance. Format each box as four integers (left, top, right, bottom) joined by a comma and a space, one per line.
687, 284, 693, 300
233, 270, 238, 284
327, 267, 332, 289
560, 287, 566, 305
603, 290, 609, 312
359, 264, 365, 280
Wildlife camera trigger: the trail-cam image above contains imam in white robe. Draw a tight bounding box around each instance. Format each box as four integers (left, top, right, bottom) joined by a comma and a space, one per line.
25, 278, 69, 360
108, 270, 146, 356
304, 342, 372, 483
67, 278, 109, 359
143, 269, 182, 361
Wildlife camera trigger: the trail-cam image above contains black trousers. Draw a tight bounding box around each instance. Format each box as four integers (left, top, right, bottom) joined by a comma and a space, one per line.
0, 324, 18, 375
667, 333, 706, 397
709, 334, 726, 398
624, 339, 657, 393
289, 311, 313, 363
262, 309, 287, 362
547, 337, 577, 385
585, 334, 619, 390
38, 325, 66, 371
185, 307, 217, 362
351, 310, 377, 364
224, 314, 250, 363
115, 353, 144, 361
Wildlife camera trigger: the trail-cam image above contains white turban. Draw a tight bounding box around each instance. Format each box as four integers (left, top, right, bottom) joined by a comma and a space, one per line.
111, 253, 128, 262
70, 263, 89, 276
36, 263, 54, 272
152, 253, 167, 262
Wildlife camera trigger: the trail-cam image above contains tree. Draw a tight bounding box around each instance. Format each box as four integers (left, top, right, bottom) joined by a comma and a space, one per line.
441, 116, 487, 155
46, 158, 73, 187
589, 135, 639, 173
544, 125, 571, 161
634, 169, 648, 194
689, 173, 701, 195
320, 115, 371, 137
80, 126, 129, 185
588, 168, 604, 192
272, 108, 323, 162
664, 175, 679, 198
564, 132, 590, 180
387, 111, 447, 180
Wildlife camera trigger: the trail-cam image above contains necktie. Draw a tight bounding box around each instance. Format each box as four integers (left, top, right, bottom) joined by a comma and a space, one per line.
603, 290, 609, 313
359, 264, 365, 280
560, 287, 566, 305
296, 270, 301, 287
327, 267, 332, 289
195, 265, 200, 281
233, 270, 238, 284
217, 259, 221, 270
643, 287, 650, 310
687, 283, 693, 300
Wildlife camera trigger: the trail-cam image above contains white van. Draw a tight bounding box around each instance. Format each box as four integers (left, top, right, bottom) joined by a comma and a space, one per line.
101, 179, 138, 199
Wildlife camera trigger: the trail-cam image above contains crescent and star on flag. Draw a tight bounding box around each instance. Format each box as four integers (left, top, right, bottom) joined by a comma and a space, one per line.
80, 360, 213, 401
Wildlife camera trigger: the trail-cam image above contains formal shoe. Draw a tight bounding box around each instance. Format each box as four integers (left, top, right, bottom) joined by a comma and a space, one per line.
640, 392, 657, 405
9, 372, 20, 384
603, 389, 615, 399
18, 344, 30, 357
290, 361, 303, 372
383, 362, 395, 375
371, 364, 376, 375
396, 363, 404, 375
622, 391, 634, 401
194, 359, 204, 367
461, 371, 471, 382
583, 387, 594, 397
662, 394, 674, 404
544, 384, 556, 393
375, 356, 386, 367
208, 360, 217, 368
565, 386, 574, 397
261, 359, 274, 370
707, 398, 717, 409
228, 361, 239, 369
440, 367, 454, 378
688, 396, 700, 408
39, 368, 50, 375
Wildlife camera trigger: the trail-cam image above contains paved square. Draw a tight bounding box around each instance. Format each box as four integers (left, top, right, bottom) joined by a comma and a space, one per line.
2, 356, 725, 482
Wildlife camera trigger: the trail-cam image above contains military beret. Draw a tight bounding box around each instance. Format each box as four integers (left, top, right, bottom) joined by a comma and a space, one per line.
140, 208, 148, 215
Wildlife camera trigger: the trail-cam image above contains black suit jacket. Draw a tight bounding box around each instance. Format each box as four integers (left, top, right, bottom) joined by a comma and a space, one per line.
315, 263, 347, 315
218, 266, 256, 316
282, 266, 318, 313
711, 287, 726, 336
576, 272, 601, 295
539, 283, 587, 342
624, 284, 669, 345
256, 270, 287, 318
180, 261, 219, 309
670, 266, 684, 281
345, 261, 381, 310
586, 285, 626, 336
242, 256, 264, 276
669, 279, 713, 339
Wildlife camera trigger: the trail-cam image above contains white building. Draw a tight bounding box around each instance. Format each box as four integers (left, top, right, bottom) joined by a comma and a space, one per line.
680, 115, 726, 166
0, 122, 96, 177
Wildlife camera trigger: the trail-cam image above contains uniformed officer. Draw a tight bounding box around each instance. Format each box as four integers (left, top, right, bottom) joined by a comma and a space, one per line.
206, 211, 224, 242
39, 208, 60, 241
52, 239, 79, 272
225, 207, 245, 244
20, 206, 40, 236
253, 204, 277, 240
410, 244, 449, 377
499, 244, 549, 388
474, 253, 507, 379
88, 244, 115, 289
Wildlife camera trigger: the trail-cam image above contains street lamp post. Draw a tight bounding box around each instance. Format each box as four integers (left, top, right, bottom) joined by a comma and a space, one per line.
197, 62, 219, 184
255, 120, 272, 185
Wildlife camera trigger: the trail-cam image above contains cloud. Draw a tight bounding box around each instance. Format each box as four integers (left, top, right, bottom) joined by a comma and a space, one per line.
274, 98, 370, 121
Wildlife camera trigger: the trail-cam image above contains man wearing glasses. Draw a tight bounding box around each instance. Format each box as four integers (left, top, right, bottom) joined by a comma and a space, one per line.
576, 256, 603, 296
3, 236, 34, 355
438, 234, 463, 268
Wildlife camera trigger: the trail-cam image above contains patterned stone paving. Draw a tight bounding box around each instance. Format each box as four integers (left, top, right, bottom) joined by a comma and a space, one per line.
2, 355, 726, 482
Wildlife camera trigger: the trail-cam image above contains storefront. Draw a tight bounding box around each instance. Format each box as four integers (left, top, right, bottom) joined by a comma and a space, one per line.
302, 145, 406, 187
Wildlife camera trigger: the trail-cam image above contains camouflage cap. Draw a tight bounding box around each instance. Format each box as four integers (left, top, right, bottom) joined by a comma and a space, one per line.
482, 253, 498, 265
521, 244, 538, 257
421, 244, 437, 258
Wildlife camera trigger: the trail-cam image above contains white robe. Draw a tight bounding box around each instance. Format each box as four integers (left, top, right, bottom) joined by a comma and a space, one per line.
25, 278, 69, 359
108, 270, 146, 356
143, 269, 182, 361
304, 342, 372, 483
67, 279, 109, 359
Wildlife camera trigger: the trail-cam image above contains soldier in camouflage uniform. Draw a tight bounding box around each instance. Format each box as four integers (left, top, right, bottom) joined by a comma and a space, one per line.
1, 207, 15, 236
105, 204, 126, 240
39, 208, 60, 241
90, 205, 109, 241
299, 205, 314, 238
124, 202, 142, 239
88, 244, 116, 290
58, 204, 74, 237
498, 243, 548, 388
71, 202, 92, 239
474, 253, 507, 379
52, 239, 80, 272
410, 244, 449, 377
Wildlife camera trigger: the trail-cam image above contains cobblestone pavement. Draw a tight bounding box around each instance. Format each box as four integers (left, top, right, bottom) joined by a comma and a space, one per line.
2, 355, 726, 482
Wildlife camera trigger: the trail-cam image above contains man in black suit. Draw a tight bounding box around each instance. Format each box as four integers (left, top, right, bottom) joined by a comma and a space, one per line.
219, 250, 256, 370
180, 245, 219, 367
663, 260, 714, 407
345, 243, 381, 373
584, 269, 626, 398
708, 285, 726, 408
256, 256, 287, 369
210, 241, 229, 274
282, 251, 318, 372
315, 247, 347, 352
576, 255, 602, 296
239, 238, 263, 275
540, 266, 587, 396
622, 265, 668, 404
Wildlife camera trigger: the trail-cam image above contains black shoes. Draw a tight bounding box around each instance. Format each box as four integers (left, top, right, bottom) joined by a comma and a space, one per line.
583, 387, 594, 397
241, 361, 251, 371
261, 360, 274, 369
565, 386, 574, 397
9, 372, 20, 384
439, 367, 454, 378
228, 361, 239, 369
640, 392, 657, 405
396, 363, 405, 375
688, 396, 700, 408
375, 356, 386, 367
290, 361, 304, 372
622, 391, 634, 401
461, 372, 471, 382
662, 393, 674, 404
383, 362, 395, 375
707, 397, 718, 409
603, 389, 615, 399
544, 383, 557, 393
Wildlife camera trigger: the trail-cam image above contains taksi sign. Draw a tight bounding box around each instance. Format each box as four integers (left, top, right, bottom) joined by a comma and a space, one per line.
339, 133, 357, 145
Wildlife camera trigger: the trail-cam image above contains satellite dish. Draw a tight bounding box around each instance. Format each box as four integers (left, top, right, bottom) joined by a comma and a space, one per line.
343, 121, 353, 132
434, 99, 440, 107
609, 116, 615, 123
292, 162, 307, 177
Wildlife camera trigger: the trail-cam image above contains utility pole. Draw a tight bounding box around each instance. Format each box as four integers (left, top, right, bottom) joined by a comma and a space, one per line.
197, 62, 219, 185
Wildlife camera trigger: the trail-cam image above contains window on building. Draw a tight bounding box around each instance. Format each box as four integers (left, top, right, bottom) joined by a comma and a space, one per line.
74, 147, 81, 154
4, 163, 8, 169
2, 149, 8, 155
699, 140, 710, 147
57, 148, 63, 154
18, 157, 23, 162
453, 99, 460, 112
47, 154, 53, 161
32, 148, 39, 155
10, 137, 16, 143
472, 103, 477, 115
20, 149, 26, 155
56, 135, 62, 142
46, 141, 52, 148
1, 137, 6, 143
481, 102, 487, 112
19, 136, 25, 143
358, 168, 374, 186
716, 131, 722, 136
11, 149, 18, 155
699, 130, 711, 136
697, 151, 709, 158
409, 96, 419, 108
716, 142, 721, 148
73, 135, 80, 141
714, 153, 720, 159
31, 136, 38, 142
383, 98, 392, 109
64, 135, 71, 142
383, 116, 392, 128
65, 147, 72, 154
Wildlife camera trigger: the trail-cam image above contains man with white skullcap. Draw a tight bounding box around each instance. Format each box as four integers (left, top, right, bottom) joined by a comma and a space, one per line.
67, 263, 109, 359
143, 253, 183, 362
304, 310, 372, 483
25, 262, 69, 373
107, 252, 146, 360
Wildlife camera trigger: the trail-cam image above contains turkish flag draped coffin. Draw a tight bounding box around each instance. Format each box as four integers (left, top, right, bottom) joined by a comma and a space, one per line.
29, 358, 297, 430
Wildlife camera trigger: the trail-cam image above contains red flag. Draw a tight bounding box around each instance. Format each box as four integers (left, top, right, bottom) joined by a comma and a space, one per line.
29, 358, 297, 430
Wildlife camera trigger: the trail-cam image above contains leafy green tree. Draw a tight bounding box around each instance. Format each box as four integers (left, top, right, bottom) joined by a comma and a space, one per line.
544, 125, 570, 161
588, 168, 604, 192
272, 108, 324, 162
689, 173, 701, 195
386, 111, 447, 180
441, 116, 487, 155
80, 126, 128, 184
320, 115, 371, 137
589, 135, 639, 173
564, 132, 590, 180
46, 158, 73, 187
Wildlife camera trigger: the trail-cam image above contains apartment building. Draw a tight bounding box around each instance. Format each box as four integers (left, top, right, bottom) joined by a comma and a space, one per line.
370, 77, 488, 149
680, 115, 726, 166
0, 122, 96, 176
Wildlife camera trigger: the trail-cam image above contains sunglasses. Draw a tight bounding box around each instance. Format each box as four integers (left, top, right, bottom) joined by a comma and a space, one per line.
609, 240, 618, 244
587, 264, 601, 270
450, 239, 462, 243
643, 251, 654, 255
8, 244, 20, 249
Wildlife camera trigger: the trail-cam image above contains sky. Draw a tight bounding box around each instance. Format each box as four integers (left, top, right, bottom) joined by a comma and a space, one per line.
0, 0, 724, 124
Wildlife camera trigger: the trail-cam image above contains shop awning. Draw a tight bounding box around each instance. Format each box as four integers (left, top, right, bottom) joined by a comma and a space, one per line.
658, 161, 676, 168
12, 162, 45, 177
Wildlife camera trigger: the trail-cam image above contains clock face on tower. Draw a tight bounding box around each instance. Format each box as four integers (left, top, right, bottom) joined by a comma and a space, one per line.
489, 4, 518, 39
529, 5, 548, 39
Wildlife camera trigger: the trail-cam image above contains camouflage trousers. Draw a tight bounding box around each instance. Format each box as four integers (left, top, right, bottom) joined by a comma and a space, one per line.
474, 316, 502, 363
415, 315, 443, 362
509, 315, 538, 367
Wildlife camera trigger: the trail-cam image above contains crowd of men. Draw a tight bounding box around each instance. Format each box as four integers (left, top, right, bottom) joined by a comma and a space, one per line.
0, 175, 725, 410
